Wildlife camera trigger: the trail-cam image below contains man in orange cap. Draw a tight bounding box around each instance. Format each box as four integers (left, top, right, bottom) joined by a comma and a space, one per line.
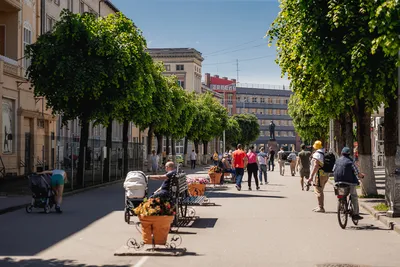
306, 140, 328, 213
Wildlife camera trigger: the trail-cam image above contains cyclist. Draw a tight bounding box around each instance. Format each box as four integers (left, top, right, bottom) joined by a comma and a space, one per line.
333, 147, 365, 220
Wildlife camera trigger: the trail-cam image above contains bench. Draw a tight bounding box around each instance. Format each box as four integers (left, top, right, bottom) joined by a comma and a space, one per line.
169, 172, 206, 225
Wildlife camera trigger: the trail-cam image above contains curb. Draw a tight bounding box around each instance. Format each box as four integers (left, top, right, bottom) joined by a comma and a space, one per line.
328, 179, 400, 235
0, 179, 124, 216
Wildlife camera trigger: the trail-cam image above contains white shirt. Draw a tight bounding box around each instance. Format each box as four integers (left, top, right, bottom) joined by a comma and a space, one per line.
312, 148, 325, 164
190, 152, 197, 160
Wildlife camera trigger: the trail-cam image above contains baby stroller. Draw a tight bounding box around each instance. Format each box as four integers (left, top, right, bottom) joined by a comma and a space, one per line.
25, 173, 56, 214
123, 171, 148, 224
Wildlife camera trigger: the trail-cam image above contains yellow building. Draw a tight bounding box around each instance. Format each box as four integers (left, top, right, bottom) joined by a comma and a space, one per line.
0, 0, 57, 176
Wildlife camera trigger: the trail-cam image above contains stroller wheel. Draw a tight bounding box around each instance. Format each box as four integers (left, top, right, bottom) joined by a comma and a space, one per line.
124, 210, 130, 224
44, 205, 51, 214
25, 205, 33, 213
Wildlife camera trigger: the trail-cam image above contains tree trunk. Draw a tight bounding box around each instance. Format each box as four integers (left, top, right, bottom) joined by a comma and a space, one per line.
194, 141, 200, 166
156, 133, 163, 154
122, 120, 129, 176
335, 118, 345, 155
103, 118, 113, 181
353, 98, 377, 196
77, 116, 89, 188
203, 141, 208, 165
345, 112, 354, 157
171, 138, 176, 163
166, 136, 170, 156
384, 97, 398, 204
146, 125, 154, 172
183, 138, 188, 167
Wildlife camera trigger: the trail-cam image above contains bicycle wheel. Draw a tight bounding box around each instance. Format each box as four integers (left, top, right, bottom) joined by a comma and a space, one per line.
337, 199, 348, 229
349, 201, 359, 226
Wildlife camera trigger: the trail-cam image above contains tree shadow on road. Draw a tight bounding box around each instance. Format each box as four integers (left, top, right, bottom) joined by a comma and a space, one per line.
0, 257, 130, 267
347, 224, 391, 231
207, 191, 285, 199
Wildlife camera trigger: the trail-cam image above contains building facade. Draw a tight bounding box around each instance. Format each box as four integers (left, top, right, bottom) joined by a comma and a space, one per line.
147, 48, 204, 94
235, 84, 298, 150
204, 73, 236, 116
0, 0, 59, 176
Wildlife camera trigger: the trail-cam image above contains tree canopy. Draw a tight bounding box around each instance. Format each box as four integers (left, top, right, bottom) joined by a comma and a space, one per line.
233, 113, 260, 146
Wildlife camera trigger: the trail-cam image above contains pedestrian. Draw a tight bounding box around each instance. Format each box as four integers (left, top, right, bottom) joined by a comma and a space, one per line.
268, 147, 275, 171
150, 150, 159, 174
306, 140, 328, 213
277, 147, 285, 176
50, 169, 68, 213
190, 149, 197, 169
287, 149, 297, 176
247, 145, 260, 190
212, 151, 219, 166
232, 144, 248, 191
296, 144, 311, 191
257, 146, 268, 185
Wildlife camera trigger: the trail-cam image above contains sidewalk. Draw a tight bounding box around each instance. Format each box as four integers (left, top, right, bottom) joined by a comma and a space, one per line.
0, 165, 211, 215
329, 168, 400, 235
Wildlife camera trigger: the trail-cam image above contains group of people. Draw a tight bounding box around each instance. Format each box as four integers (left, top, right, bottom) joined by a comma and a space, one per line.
283, 140, 364, 221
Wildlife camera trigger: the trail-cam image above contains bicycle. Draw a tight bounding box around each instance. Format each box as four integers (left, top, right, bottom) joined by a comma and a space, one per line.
334, 183, 358, 229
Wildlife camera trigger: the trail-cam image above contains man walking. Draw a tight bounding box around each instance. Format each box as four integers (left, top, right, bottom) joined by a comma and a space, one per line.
268, 147, 275, 171
296, 144, 311, 191
190, 149, 197, 169
334, 147, 364, 220
232, 144, 248, 191
306, 140, 328, 213
277, 147, 285, 176
258, 147, 268, 185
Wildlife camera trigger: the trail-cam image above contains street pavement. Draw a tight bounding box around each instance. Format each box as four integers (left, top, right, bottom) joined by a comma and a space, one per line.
1, 167, 400, 267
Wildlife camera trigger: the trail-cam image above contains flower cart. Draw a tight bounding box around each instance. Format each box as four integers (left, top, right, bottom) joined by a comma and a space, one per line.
115, 197, 186, 256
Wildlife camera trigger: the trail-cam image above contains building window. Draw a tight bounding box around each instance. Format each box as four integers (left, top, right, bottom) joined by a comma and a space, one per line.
268, 98, 272, 104
236, 96, 241, 103
260, 131, 264, 136
268, 109, 272, 115
227, 95, 232, 104
2, 98, 15, 154
165, 65, 170, 71
178, 80, 185, 89
67, 0, 73, 11
276, 109, 281, 115
176, 64, 184, 71
46, 15, 56, 32
284, 98, 289, 104
23, 27, 32, 70
244, 97, 248, 102
37, 119, 45, 128
54, 0, 60, 5
0, 25, 5, 56
260, 97, 265, 103
80, 1, 85, 14
252, 97, 257, 103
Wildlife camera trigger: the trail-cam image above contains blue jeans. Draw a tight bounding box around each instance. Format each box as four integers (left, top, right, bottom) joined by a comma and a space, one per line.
235, 168, 244, 188
259, 164, 267, 183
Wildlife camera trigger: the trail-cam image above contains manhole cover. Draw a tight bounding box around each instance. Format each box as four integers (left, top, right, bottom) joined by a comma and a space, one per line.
316, 264, 372, 267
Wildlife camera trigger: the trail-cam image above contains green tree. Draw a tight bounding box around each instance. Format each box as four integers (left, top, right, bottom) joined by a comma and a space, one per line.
233, 114, 259, 146
224, 117, 241, 149
268, 0, 398, 195
26, 11, 111, 186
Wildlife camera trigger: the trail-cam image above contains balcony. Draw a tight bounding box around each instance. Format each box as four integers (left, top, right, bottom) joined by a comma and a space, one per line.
0, 0, 21, 12
0, 55, 22, 81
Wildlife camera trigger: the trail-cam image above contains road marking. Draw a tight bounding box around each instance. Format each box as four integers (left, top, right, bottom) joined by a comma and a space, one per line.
132, 256, 149, 267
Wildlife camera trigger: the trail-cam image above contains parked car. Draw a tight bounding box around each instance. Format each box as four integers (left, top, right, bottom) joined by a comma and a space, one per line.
176, 155, 184, 164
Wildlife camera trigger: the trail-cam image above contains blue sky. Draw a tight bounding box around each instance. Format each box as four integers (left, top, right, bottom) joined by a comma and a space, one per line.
112, 0, 288, 86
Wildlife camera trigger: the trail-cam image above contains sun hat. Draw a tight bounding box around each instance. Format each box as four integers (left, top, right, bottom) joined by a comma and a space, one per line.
313, 140, 323, 150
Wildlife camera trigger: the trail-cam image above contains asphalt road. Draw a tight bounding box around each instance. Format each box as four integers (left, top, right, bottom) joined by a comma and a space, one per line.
1, 168, 400, 267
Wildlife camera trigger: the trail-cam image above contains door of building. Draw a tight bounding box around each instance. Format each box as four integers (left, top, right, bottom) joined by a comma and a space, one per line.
25, 132, 31, 174
0, 25, 5, 56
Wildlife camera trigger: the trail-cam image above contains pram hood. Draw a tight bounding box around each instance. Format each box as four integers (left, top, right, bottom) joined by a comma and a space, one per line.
124, 171, 147, 198
29, 173, 52, 191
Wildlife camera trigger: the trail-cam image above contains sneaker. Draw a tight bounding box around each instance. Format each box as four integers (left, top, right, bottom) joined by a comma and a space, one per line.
256, 187, 260, 190
312, 207, 325, 213
55, 206, 63, 214
235, 185, 241, 191
248, 187, 252, 191
260, 182, 263, 185
352, 214, 363, 220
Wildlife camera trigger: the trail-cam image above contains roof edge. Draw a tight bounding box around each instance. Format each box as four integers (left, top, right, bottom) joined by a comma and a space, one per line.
104, 0, 119, 13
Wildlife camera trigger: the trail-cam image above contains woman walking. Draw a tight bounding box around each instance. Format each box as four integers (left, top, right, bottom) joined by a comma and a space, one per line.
247, 146, 260, 190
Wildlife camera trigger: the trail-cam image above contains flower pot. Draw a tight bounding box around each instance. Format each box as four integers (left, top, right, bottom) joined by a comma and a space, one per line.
139, 215, 174, 245
188, 184, 206, 196
209, 172, 222, 184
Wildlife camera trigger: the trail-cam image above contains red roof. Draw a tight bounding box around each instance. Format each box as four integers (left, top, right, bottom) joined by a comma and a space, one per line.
210, 77, 235, 85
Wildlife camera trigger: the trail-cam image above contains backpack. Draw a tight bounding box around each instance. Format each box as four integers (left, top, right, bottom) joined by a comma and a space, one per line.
281, 152, 288, 161
318, 151, 336, 172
